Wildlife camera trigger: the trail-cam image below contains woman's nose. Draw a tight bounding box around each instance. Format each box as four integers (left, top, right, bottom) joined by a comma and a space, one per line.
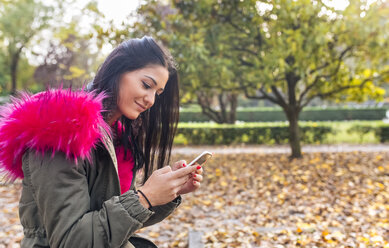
144, 92, 155, 108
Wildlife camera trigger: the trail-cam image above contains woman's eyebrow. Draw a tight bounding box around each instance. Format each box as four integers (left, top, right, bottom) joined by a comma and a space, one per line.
145, 75, 157, 86
145, 75, 164, 91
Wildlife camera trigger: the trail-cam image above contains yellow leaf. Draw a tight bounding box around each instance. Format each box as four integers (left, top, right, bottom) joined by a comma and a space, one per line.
322, 230, 330, 237
357, 236, 370, 244
148, 232, 160, 238
207, 174, 214, 179
296, 227, 303, 233
215, 168, 222, 177
214, 201, 223, 209
220, 181, 228, 187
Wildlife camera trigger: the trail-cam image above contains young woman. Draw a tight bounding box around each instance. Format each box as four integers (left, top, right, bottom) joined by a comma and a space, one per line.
0, 36, 203, 247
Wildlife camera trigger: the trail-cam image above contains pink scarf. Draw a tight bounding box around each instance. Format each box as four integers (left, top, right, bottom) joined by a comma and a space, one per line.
116, 145, 135, 194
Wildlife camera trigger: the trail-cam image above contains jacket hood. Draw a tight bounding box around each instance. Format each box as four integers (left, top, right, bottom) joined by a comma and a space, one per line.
0, 88, 111, 180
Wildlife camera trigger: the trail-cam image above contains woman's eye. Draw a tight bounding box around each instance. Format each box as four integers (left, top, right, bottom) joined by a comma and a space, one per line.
142, 81, 151, 89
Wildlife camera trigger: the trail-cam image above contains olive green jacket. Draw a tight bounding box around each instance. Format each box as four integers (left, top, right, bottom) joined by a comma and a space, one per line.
19, 134, 180, 248
0, 89, 180, 247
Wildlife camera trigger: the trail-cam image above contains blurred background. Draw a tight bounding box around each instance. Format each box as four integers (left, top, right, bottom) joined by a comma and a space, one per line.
0, 0, 389, 157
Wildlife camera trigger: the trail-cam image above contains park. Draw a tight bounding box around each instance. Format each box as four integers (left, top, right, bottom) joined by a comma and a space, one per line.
0, 0, 389, 247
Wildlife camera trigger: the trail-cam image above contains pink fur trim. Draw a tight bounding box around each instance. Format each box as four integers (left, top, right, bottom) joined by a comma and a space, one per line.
0, 88, 111, 180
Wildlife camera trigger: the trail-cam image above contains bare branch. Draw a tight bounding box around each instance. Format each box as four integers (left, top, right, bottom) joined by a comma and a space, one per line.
322, 46, 353, 79
301, 73, 388, 108
299, 46, 354, 106
271, 86, 288, 109
297, 76, 321, 106
238, 58, 255, 67
197, 92, 221, 122
218, 93, 227, 120
231, 45, 257, 56
243, 85, 281, 106
308, 62, 330, 74
255, 25, 263, 48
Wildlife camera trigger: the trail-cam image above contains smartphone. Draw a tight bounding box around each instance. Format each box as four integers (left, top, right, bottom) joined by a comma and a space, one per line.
187, 151, 213, 167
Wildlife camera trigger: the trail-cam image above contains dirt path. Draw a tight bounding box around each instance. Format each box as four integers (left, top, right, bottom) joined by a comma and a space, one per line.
172, 144, 389, 155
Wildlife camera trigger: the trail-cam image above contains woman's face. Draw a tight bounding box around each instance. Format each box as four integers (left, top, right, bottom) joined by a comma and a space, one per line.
116, 65, 169, 120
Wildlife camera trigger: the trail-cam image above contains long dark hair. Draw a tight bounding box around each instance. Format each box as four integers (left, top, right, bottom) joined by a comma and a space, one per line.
90, 36, 179, 184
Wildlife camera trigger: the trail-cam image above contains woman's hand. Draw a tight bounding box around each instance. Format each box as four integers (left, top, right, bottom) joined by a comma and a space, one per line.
171, 160, 204, 195
138, 165, 197, 207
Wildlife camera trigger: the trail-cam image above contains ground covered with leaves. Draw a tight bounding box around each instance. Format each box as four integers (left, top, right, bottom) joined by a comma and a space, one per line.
1, 151, 388, 247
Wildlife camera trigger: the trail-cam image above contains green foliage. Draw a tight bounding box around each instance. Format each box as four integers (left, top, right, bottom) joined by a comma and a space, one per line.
0, 0, 54, 93
17, 56, 38, 90
347, 124, 376, 143
127, 0, 245, 123
221, 0, 389, 105
180, 107, 388, 122
347, 123, 389, 143
376, 125, 389, 142
0, 51, 9, 93
176, 122, 332, 145
129, 0, 389, 156
34, 21, 101, 88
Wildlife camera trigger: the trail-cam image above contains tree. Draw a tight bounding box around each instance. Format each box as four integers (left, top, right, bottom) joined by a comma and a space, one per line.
182, 0, 388, 157
34, 23, 100, 88
28, 1, 107, 89
0, 0, 54, 94
227, 0, 389, 157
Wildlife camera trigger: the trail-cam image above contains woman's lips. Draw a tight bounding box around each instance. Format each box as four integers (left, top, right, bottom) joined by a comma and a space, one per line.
135, 101, 146, 111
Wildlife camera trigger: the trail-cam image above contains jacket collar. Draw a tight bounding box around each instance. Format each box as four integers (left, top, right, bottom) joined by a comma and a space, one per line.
101, 132, 119, 175
0, 88, 111, 180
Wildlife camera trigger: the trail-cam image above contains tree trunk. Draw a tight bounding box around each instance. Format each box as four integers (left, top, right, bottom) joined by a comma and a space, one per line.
197, 92, 238, 124
286, 107, 302, 158
284, 70, 302, 158
10, 49, 22, 95
228, 93, 238, 124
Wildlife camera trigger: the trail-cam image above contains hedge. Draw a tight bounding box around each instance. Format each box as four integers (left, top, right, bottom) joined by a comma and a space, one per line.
175, 122, 333, 145
377, 125, 389, 142
348, 123, 389, 143
179, 107, 388, 122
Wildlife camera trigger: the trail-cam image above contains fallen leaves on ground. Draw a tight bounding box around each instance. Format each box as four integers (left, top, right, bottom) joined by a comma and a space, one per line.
1, 151, 388, 248
0, 182, 23, 248
138, 151, 389, 248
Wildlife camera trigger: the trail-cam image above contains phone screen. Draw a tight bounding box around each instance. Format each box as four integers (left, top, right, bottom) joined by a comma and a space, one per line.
188, 151, 212, 166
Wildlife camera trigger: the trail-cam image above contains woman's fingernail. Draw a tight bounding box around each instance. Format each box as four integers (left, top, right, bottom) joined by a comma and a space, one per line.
183, 163, 186, 167
193, 174, 197, 178
197, 166, 201, 170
